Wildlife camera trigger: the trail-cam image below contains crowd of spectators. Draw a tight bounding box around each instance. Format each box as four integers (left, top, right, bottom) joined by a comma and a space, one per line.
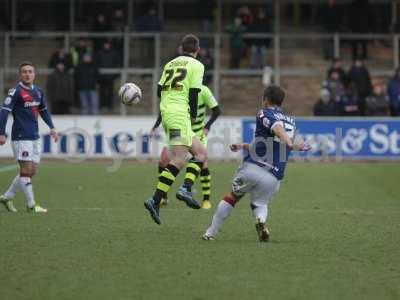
10, 1, 396, 117
45, 5, 163, 115
314, 58, 400, 117
225, 0, 391, 68
47, 38, 121, 115
226, 6, 272, 69
319, 0, 400, 61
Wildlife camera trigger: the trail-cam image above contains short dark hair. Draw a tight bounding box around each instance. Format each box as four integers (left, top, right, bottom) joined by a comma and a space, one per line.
181, 34, 200, 54
19, 61, 35, 72
263, 85, 285, 106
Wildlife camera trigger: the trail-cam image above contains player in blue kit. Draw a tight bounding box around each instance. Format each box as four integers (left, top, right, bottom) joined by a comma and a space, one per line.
0, 62, 58, 213
203, 85, 310, 242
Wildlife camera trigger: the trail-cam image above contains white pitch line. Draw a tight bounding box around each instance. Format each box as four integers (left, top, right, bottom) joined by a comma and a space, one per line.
0, 164, 18, 173
51, 207, 103, 211
49, 207, 196, 211
48, 207, 400, 215
5, 207, 397, 218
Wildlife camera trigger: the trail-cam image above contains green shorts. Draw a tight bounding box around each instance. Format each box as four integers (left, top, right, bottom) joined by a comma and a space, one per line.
161, 111, 195, 147
196, 131, 208, 147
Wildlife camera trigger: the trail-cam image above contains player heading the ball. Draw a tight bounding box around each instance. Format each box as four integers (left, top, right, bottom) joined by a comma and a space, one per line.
144, 34, 207, 224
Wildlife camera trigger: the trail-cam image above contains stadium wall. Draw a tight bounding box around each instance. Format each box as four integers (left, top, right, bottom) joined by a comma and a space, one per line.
0, 116, 399, 160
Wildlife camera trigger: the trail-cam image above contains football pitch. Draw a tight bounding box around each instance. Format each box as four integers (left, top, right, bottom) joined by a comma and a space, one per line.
0, 160, 399, 300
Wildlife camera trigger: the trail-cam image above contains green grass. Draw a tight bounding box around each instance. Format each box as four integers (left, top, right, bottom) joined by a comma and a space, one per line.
0, 160, 399, 300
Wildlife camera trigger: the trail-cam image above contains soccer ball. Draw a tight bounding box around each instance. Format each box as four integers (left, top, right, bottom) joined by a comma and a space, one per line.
119, 83, 142, 105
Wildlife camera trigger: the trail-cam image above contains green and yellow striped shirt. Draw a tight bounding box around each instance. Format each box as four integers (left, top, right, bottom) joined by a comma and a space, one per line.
191, 85, 218, 134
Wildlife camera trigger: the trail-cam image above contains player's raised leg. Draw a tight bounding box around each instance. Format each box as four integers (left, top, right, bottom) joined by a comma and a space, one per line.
176, 135, 206, 206
182, 158, 202, 193
158, 146, 170, 206
145, 125, 202, 224
144, 144, 190, 224
182, 158, 212, 209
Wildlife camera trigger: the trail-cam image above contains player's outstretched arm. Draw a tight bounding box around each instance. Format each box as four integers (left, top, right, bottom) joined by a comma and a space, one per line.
272, 124, 310, 151
230, 143, 250, 152
292, 135, 311, 151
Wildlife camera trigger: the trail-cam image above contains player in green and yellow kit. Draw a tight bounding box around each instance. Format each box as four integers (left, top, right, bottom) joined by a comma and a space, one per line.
144, 34, 208, 225
151, 84, 221, 209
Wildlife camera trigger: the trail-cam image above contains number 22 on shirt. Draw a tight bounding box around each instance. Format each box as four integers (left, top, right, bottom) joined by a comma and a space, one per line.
162, 68, 187, 91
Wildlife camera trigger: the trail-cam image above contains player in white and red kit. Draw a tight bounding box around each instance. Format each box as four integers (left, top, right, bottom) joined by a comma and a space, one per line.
0, 62, 58, 213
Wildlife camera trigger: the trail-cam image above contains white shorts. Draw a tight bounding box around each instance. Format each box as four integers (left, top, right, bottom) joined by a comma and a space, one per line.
232, 162, 280, 207
12, 140, 42, 164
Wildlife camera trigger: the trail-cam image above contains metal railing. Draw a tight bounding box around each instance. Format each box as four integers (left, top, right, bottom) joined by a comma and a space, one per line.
1, 31, 398, 115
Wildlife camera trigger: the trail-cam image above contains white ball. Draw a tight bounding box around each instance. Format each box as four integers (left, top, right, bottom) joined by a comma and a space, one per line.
119, 83, 142, 105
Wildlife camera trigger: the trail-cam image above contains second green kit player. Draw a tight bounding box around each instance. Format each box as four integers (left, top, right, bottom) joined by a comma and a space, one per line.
151, 84, 221, 209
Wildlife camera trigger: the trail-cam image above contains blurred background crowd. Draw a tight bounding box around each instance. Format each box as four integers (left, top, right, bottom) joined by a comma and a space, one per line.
1, 0, 400, 116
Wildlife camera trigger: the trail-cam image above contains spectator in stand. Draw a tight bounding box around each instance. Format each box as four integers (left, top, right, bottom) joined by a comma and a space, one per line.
348, 58, 372, 115
313, 88, 338, 116
46, 63, 74, 114
248, 7, 271, 68
93, 13, 109, 31
111, 9, 125, 31
18, 11, 34, 31
111, 9, 125, 58
238, 6, 253, 54
226, 17, 246, 69
323, 70, 345, 102
197, 0, 214, 32
136, 6, 163, 32
338, 84, 361, 116
93, 13, 111, 52
74, 54, 99, 115
198, 47, 214, 85
238, 6, 253, 27
70, 39, 92, 110
349, 0, 371, 60
71, 38, 92, 67
48, 47, 73, 71
320, 0, 341, 60
0, 11, 7, 30
327, 58, 347, 86
365, 83, 389, 116
96, 40, 121, 112
387, 67, 400, 116
135, 6, 163, 67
